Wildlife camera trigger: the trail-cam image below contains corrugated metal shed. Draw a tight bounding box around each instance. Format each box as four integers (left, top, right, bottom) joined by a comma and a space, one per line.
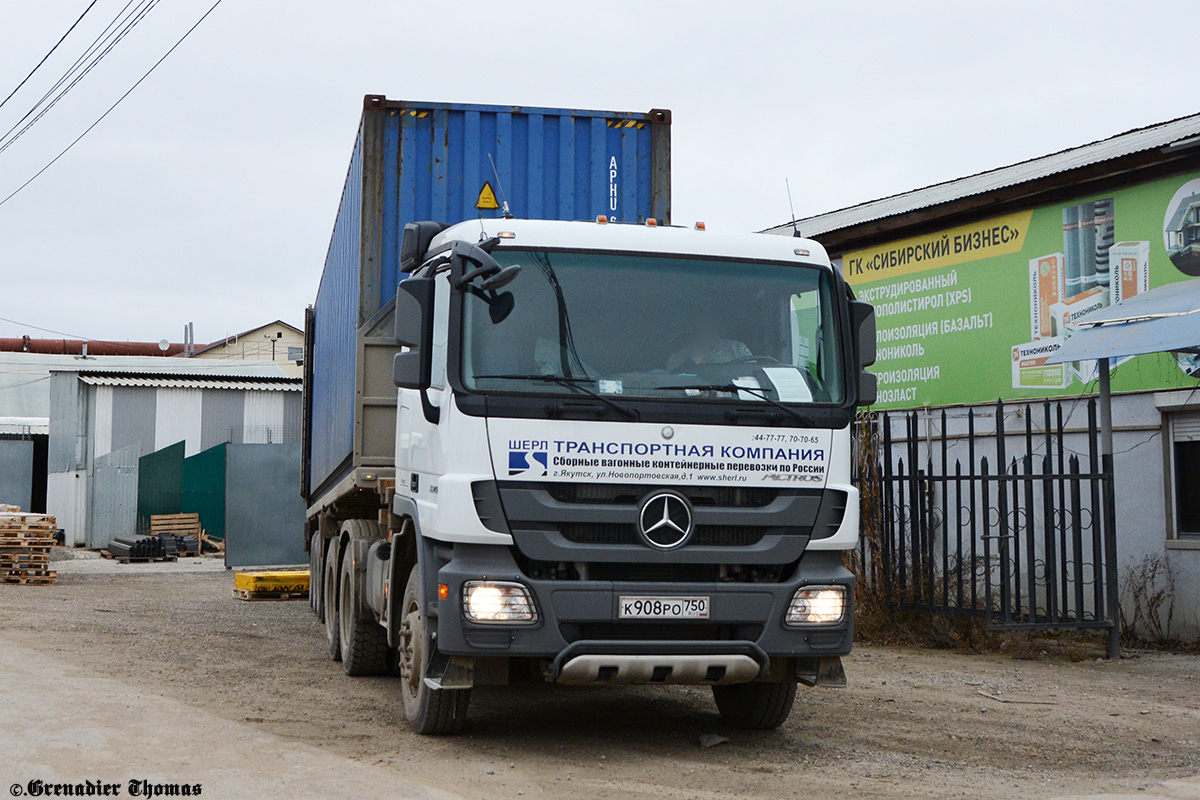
0, 352, 292, 419
764, 112, 1200, 239
45, 362, 302, 546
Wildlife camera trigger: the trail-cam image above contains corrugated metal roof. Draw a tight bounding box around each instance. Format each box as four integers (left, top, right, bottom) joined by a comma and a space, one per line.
0, 351, 294, 418
77, 374, 301, 391
764, 113, 1200, 239
0, 416, 48, 435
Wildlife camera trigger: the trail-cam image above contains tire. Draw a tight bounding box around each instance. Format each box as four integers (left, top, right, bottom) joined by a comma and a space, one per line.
323, 537, 341, 661
712, 682, 797, 730
398, 564, 470, 734
309, 531, 323, 621
339, 529, 391, 676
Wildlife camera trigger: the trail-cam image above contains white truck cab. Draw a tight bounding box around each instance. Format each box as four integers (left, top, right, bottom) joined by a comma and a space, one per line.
312, 217, 876, 734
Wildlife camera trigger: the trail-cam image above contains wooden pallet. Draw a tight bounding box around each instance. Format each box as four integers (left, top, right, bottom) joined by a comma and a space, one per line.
99, 551, 177, 564
3, 573, 56, 585
0, 512, 56, 529
0, 554, 50, 566
151, 513, 201, 535
233, 588, 309, 601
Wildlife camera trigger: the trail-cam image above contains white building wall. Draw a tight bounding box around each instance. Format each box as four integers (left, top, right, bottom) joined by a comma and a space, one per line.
154, 388, 203, 456
93, 385, 113, 459
243, 390, 286, 443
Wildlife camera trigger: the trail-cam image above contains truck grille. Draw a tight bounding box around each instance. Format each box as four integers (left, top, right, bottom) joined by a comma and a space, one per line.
559, 523, 765, 547
516, 556, 795, 583
562, 622, 763, 642
544, 483, 778, 508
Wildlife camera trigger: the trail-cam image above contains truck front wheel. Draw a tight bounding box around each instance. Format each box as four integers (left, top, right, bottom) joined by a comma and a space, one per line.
712, 682, 797, 729
398, 564, 470, 734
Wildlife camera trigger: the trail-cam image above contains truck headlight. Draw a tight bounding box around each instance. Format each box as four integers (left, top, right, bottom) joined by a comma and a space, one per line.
785, 586, 846, 626
462, 581, 537, 624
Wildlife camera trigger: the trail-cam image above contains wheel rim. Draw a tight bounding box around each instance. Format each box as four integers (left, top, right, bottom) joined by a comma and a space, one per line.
399, 601, 423, 699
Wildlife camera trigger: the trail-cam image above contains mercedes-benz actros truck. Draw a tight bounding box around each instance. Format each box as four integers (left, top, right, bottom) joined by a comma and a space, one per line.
303, 97, 876, 734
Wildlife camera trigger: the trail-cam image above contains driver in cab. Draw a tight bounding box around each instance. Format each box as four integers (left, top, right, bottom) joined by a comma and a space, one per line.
666, 315, 751, 372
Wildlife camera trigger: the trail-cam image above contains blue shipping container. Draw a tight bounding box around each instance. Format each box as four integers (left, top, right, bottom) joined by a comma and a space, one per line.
303, 96, 671, 501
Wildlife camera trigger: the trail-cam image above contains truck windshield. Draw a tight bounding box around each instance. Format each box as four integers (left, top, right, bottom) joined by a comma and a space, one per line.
461, 250, 845, 405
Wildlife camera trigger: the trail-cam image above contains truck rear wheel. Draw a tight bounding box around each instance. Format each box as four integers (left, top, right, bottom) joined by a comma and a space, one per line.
309, 532, 323, 621
338, 526, 391, 676
712, 682, 797, 729
399, 564, 470, 734
323, 537, 341, 661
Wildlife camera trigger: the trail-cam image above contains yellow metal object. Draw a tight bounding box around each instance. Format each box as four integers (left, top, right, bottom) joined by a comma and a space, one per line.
234, 570, 309, 594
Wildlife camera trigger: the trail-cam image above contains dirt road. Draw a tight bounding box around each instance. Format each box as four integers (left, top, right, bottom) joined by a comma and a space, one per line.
2, 557, 1199, 799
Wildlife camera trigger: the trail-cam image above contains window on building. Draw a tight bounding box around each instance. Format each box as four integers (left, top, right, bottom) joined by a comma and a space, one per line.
1170, 412, 1200, 538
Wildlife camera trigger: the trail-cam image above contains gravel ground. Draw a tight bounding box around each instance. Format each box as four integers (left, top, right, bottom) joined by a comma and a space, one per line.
2, 554, 1199, 799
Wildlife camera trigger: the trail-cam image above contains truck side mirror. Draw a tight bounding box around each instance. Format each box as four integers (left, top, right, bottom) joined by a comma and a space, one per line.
393, 277, 435, 390
849, 299, 877, 407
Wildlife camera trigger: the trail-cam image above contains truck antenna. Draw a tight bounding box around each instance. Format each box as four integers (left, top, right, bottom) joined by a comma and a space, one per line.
488, 153, 513, 219
786, 178, 800, 238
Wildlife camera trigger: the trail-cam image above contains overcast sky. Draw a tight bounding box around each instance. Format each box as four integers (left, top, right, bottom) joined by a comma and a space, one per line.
0, 1, 1196, 345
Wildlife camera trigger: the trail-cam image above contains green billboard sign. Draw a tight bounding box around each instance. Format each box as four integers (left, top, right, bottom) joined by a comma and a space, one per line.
846, 170, 1200, 408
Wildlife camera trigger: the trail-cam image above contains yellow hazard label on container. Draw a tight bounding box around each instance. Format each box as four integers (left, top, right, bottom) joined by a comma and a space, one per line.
475, 182, 500, 210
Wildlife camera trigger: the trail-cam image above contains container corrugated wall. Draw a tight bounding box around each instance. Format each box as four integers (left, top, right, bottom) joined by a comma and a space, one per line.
305, 97, 671, 501
310, 123, 365, 494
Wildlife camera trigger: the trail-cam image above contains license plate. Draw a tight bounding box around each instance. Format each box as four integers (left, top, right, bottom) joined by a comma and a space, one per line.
618, 595, 710, 619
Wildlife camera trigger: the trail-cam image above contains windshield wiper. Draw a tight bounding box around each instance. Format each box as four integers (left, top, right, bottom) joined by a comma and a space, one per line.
653, 382, 813, 425
473, 374, 639, 420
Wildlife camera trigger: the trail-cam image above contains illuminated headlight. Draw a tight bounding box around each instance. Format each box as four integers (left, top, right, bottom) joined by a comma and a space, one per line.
462, 581, 537, 624
785, 586, 846, 626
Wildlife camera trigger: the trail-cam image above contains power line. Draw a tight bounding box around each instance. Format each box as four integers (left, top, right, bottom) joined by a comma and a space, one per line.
0, 0, 143, 145
0, 0, 225, 209
0, 0, 162, 154
0, 0, 100, 113
0, 314, 90, 339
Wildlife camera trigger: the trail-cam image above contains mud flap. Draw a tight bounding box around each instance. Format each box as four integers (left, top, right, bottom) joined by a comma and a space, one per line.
423, 649, 475, 691
796, 656, 846, 687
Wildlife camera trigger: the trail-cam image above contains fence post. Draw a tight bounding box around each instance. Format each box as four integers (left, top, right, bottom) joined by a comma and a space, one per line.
1098, 360, 1121, 660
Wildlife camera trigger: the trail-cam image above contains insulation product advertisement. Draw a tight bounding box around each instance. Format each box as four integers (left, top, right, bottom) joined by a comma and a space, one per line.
489, 419, 833, 488
845, 170, 1200, 408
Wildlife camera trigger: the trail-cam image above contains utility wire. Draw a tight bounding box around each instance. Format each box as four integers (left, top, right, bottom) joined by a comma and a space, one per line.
0, 0, 224, 210
0, 0, 100, 113
0, 0, 142, 146
0, 0, 161, 154
0, 314, 90, 339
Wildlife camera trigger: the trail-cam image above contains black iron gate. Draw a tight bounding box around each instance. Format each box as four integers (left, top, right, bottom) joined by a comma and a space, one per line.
859, 398, 1118, 637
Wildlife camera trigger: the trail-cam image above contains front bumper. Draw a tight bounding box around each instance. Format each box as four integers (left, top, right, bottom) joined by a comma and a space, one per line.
429, 543, 854, 675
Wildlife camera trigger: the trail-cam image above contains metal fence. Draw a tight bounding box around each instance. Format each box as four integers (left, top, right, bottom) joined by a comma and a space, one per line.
857, 399, 1118, 642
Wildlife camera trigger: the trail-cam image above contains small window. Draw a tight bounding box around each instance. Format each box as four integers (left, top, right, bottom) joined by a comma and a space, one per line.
1170, 412, 1200, 538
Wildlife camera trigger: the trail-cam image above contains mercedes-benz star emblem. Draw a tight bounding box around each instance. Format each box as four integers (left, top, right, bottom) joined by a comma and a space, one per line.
637, 492, 693, 550
661, 426, 675, 440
